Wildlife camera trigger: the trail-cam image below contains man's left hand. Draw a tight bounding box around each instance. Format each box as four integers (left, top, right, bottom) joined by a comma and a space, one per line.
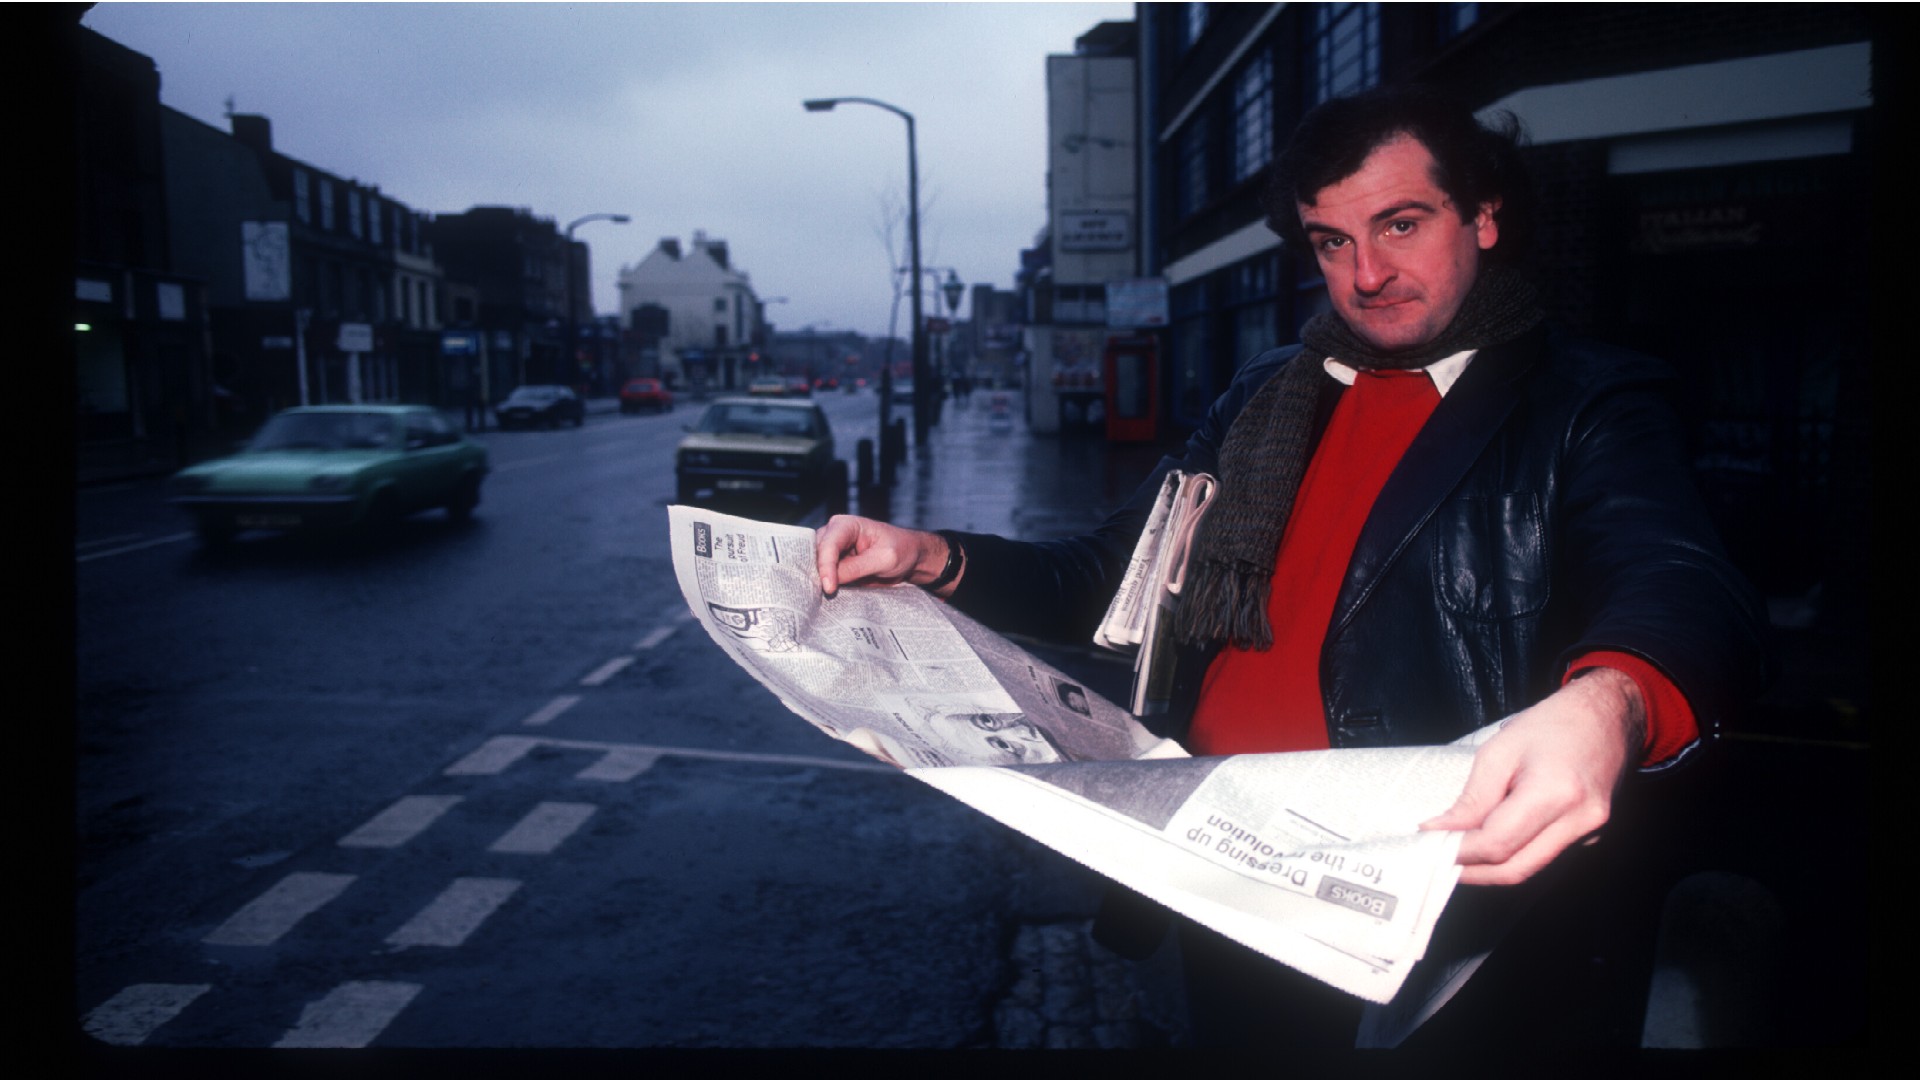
1420, 667, 1645, 885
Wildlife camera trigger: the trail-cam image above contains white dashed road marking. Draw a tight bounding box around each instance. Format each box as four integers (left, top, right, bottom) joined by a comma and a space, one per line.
83, 983, 210, 1046
576, 747, 661, 782
444, 735, 540, 775
77, 532, 146, 550
385, 877, 521, 948
522, 694, 581, 727
338, 795, 463, 849
203, 872, 356, 946
444, 734, 888, 780
635, 624, 678, 650
75, 532, 195, 564
488, 801, 598, 854
579, 655, 635, 686
272, 980, 422, 1048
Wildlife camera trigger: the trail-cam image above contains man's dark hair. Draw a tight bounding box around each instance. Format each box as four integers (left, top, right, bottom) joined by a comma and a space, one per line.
1262, 83, 1536, 267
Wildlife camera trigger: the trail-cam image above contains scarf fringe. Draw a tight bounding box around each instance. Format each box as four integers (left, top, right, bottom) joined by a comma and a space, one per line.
1174, 558, 1274, 652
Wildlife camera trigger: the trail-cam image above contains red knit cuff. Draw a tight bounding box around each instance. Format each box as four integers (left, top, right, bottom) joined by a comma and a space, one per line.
1563, 651, 1699, 767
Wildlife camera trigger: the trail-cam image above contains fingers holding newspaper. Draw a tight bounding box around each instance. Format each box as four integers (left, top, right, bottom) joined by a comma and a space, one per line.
814, 515, 962, 598
1419, 667, 1644, 885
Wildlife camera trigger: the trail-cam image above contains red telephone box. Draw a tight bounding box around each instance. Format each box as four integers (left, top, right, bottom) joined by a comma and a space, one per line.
1103, 334, 1159, 442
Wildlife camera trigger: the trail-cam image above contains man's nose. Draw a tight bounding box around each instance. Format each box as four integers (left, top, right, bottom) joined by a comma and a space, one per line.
1353, 242, 1394, 294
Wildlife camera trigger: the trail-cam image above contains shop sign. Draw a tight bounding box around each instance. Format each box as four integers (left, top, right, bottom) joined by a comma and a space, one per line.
1059, 210, 1130, 251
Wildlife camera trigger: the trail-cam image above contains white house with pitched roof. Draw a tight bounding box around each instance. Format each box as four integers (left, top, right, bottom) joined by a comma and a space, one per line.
615, 230, 763, 389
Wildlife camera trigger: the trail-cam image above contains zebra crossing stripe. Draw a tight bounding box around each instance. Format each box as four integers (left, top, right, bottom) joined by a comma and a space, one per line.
339, 795, 462, 848
273, 980, 422, 1048
444, 735, 538, 776
488, 801, 598, 854
385, 877, 521, 947
576, 746, 661, 782
83, 983, 209, 1046
203, 872, 356, 946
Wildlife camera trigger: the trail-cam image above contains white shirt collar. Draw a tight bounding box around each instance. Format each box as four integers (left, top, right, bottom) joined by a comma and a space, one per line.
1322, 348, 1476, 397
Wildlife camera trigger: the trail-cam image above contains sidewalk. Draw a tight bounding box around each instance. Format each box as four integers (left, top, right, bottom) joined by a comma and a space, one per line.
854, 388, 1174, 543
849, 388, 1193, 1047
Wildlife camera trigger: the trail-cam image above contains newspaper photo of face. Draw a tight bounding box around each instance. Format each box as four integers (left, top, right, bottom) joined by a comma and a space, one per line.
1055, 681, 1091, 717
907, 702, 1065, 766
706, 602, 802, 653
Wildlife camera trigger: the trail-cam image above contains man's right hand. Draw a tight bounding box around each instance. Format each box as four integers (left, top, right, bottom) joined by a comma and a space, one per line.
814, 515, 958, 598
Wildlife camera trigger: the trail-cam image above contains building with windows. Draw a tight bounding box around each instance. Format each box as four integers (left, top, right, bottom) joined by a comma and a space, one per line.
428, 205, 587, 406
1026, 19, 1141, 434
72, 24, 215, 477
162, 110, 445, 420
965, 285, 1025, 391
1139, 1, 1876, 629
614, 232, 765, 392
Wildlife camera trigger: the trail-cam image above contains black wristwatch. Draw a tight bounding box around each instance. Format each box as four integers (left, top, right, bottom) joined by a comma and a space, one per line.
922, 530, 965, 592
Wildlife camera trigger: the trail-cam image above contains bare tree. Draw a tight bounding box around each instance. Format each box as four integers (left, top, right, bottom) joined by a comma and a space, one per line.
873, 182, 941, 376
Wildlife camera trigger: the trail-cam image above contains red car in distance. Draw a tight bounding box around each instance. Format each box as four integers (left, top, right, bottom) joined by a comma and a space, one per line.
619, 377, 675, 414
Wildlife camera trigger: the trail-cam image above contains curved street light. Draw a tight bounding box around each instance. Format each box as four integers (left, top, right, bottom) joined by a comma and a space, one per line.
900, 266, 966, 425
804, 96, 928, 447
901, 266, 965, 316
563, 213, 630, 391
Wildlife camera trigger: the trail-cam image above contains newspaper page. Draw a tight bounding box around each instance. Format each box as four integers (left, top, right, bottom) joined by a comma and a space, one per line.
1090, 469, 1218, 714
670, 505, 1480, 1005
1093, 471, 1181, 651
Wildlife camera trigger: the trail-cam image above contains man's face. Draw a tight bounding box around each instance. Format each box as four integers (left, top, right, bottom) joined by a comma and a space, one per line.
1297, 135, 1499, 353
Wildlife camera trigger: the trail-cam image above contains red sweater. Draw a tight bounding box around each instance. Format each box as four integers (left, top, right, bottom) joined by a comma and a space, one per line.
1187, 365, 1695, 763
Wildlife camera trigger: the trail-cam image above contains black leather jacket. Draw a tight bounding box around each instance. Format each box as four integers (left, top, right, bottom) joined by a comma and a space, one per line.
947, 325, 1769, 765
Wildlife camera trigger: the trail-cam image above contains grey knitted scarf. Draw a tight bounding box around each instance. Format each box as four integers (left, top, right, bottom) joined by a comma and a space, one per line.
1172, 267, 1543, 651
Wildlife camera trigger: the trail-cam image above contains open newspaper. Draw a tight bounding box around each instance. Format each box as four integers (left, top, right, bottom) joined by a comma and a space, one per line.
669, 505, 1492, 1010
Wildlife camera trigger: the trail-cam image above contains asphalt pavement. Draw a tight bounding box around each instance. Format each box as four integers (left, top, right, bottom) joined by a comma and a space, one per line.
844, 387, 1193, 1048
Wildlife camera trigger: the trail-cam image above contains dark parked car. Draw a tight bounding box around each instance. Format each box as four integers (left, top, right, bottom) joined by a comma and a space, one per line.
675, 397, 846, 514
169, 405, 488, 546
496, 384, 584, 429
619, 377, 674, 414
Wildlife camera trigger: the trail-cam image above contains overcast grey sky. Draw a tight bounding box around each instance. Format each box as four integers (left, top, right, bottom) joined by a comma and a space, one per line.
82, 1, 1133, 337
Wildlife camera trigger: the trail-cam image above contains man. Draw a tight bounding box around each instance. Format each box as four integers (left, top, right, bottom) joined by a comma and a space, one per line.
815, 85, 1767, 1044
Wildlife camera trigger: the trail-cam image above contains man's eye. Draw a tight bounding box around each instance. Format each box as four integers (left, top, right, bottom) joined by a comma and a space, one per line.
1386, 220, 1416, 236
1316, 236, 1347, 253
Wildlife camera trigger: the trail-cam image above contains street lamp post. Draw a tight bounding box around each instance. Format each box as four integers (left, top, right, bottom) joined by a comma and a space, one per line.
899, 266, 966, 424
937, 269, 964, 415
804, 96, 929, 448
758, 295, 789, 377
563, 212, 630, 393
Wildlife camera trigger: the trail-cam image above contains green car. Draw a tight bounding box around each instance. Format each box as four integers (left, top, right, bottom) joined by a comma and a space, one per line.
169, 405, 489, 546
